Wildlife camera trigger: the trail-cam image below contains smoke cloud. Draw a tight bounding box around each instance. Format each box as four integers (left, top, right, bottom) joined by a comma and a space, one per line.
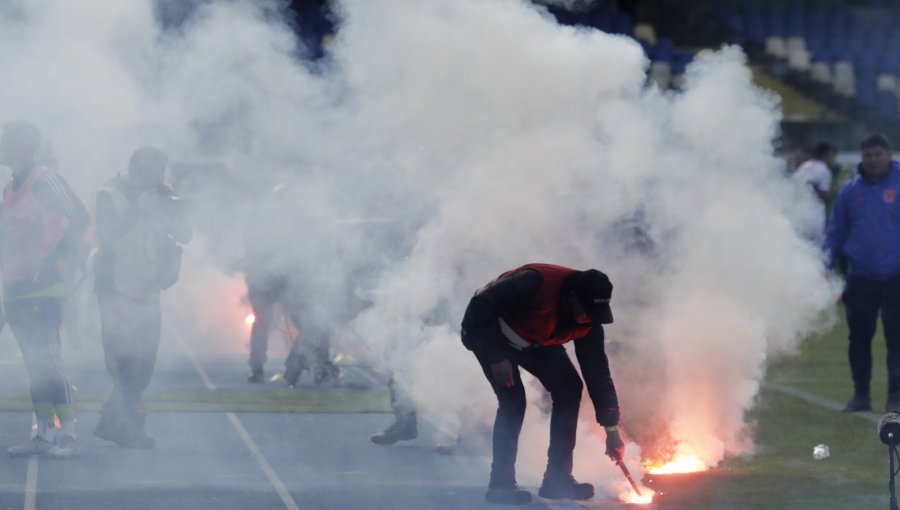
0, 0, 836, 498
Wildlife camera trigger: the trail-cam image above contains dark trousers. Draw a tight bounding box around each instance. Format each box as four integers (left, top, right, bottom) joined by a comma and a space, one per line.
6, 297, 72, 406
247, 275, 287, 372
97, 292, 161, 425
473, 344, 583, 486
387, 375, 416, 419
843, 274, 900, 395
284, 324, 332, 379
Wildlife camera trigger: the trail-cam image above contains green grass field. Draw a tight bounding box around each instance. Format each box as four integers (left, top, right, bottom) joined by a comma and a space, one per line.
0, 387, 391, 414
651, 307, 895, 509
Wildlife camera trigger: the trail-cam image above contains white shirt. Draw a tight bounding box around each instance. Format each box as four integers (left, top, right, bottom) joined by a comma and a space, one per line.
792, 159, 832, 243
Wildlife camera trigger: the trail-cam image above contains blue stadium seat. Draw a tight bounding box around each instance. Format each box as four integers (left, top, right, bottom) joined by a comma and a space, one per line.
877, 90, 899, 118
612, 13, 634, 36
672, 50, 695, 75
652, 37, 675, 62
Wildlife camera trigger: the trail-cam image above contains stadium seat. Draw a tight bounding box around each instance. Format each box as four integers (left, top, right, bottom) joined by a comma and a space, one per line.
810, 61, 833, 84
833, 61, 856, 96
648, 61, 672, 89
877, 90, 899, 117
877, 74, 898, 92
633, 23, 657, 46
612, 13, 633, 36
765, 36, 787, 59
787, 37, 810, 70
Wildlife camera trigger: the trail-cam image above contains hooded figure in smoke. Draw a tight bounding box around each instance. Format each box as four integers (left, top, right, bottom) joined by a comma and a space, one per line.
93, 146, 192, 448
1, 121, 90, 459
461, 263, 624, 504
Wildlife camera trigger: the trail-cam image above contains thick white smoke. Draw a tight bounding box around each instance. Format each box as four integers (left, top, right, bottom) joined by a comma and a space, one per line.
340, 0, 837, 493
0, 0, 836, 498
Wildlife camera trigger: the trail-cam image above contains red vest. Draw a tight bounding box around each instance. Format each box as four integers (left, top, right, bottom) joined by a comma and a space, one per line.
499, 263, 592, 347
2, 167, 69, 281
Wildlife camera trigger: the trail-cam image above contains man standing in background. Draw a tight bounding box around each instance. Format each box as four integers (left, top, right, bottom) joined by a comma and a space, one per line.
1, 121, 89, 458
93, 146, 192, 448
461, 263, 624, 505
827, 133, 900, 413
792, 141, 839, 243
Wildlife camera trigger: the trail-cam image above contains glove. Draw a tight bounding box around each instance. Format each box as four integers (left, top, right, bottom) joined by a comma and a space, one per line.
605, 428, 625, 461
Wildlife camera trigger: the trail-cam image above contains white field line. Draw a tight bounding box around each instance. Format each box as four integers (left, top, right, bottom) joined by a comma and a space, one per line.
23, 456, 37, 510
546, 383, 880, 510
163, 318, 301, 510
763, 382, 880, 423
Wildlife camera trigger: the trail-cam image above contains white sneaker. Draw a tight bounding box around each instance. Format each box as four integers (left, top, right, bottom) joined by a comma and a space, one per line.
7, 436, 55, 457
47, 435, 81, 459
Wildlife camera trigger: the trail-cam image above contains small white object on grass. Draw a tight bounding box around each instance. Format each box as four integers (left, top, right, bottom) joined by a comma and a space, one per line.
813, 444, 830, 460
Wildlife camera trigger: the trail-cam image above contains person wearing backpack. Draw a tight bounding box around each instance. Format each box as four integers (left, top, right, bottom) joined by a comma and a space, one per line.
93, 146, 192, 448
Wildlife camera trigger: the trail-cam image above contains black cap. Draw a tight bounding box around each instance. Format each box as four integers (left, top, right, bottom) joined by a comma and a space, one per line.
570, 269, 613, 324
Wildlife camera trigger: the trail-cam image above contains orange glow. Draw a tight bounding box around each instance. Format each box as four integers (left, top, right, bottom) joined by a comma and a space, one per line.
625, 492, 654, 505
646, 454, 708, 474
245, 313, 256, 326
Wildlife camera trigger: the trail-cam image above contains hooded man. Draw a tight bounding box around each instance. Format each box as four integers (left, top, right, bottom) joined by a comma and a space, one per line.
93, 146, 192, 448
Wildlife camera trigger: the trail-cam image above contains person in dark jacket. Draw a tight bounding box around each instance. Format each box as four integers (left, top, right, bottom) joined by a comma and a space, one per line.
461, 263, 624, 505
826, 133, 900, 413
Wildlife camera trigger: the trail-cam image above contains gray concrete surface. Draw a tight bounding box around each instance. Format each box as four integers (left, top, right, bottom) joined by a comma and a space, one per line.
0, 321, 626, 510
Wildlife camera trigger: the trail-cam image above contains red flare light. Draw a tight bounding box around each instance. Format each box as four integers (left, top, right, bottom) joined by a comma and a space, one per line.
625, 492, 654, 504
646, 454, 708, 475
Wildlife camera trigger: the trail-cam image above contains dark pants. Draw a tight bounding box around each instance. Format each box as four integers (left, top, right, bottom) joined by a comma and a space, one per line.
387, 375, 416, 419
473, 344, 583, 486
284, 322, 333, 381
843, 274, 900, 395
97, 292, 161, 427
247, 275, 287, 372
6, 297, 72, 406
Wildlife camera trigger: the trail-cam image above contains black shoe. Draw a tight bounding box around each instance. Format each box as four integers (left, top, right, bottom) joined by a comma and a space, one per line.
435, 438, 461, 455
887, 393, 900, 413
370, 414, 417, 445
538, 473, 594, 500
842, 394, 872, 413
485, 484, 532, 505
95, 421, 154, 449
247, 369, 264, 384
284, 352, 309, 387
313, 362, 340, 385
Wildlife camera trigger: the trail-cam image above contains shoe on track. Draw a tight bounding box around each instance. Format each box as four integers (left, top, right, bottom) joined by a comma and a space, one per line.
485, 484, 532, 505
370, 414, 417, 445
7, 436, 55, 457
247, 369, 265, 384
47, 435, 81, 459
538, 473, 594, 500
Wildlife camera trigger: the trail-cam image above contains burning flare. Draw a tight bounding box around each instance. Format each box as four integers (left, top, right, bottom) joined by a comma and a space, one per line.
646, 453, 708, 475
624, 491, 654, 505
245, 313, 256, 327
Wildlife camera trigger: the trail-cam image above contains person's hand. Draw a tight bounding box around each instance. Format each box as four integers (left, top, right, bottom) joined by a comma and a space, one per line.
605, 428, 625, 462
490, 359, 515, 388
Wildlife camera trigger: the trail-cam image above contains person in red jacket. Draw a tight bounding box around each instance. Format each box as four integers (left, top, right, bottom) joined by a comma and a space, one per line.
461, 263, 623, 505
0, 121, 89, 459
